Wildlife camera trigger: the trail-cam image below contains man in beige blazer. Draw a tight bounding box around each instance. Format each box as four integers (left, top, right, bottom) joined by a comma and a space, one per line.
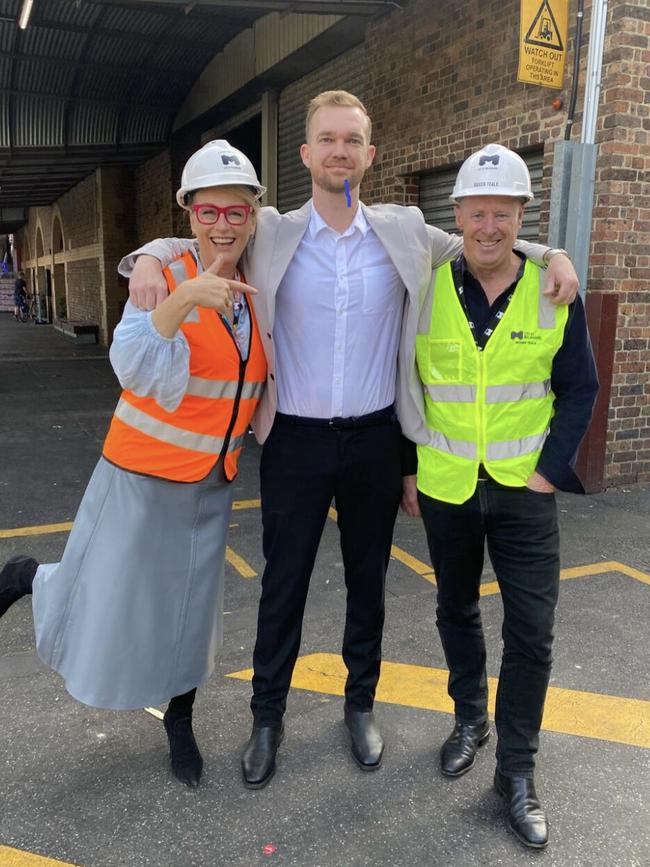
121, 90, 578, 791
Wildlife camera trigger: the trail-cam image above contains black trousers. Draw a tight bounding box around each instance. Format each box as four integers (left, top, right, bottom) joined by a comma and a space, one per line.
419, 479, 560, 777
250, 409, 403, 726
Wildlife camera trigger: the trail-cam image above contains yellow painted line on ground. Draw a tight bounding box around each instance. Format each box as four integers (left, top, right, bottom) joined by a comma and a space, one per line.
0, 846, 78, 867
227, 652, 650, 749
225, 546, 257, 578
479, 559, 650, 597
143, 706, 164, 720
390, 544, 437, 584
328, 506, 439, 583
0, 499, 261, 539
0, 522, 73, 539
231, 498, 261, 511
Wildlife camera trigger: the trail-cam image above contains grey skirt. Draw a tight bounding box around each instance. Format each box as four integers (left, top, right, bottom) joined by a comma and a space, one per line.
32, 457, 234, 710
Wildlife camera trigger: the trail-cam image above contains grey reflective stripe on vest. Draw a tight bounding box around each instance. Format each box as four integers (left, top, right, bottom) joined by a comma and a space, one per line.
185, 377, 264, 401
227, 432, 246, 453
537, 270, 556, 330
168, 259, 189, 286
427, 430, 477, 459
114, 398, 226, 455
485, 379, 551, 404
486, 429, 548, 460
425, 384, 476, 403
167, 259, 200, 323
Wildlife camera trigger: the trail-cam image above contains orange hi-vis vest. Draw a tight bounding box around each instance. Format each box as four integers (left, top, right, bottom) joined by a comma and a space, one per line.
103, 251, 267, 482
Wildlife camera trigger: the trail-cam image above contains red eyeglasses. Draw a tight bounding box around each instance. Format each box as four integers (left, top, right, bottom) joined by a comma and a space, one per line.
190, 203, 253, 226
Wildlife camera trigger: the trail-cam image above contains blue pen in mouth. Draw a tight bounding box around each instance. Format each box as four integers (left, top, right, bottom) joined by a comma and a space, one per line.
344, 178, 352, 208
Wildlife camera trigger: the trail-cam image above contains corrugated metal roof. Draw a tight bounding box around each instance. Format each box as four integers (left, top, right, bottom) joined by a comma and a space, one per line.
0, 0, 399, 220
0, 0, 268, 212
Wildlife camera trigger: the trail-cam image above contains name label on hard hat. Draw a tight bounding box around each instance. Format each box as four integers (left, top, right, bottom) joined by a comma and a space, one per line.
517, 0, 568, 90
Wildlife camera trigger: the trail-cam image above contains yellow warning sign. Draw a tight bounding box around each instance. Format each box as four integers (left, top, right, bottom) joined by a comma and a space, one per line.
517, 0, 568, 89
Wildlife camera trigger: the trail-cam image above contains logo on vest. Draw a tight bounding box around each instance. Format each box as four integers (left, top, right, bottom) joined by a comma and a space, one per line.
510, 330, 541, 345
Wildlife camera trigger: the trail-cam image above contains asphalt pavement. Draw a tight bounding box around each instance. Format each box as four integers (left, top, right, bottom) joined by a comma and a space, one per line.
0, 312, 648, 867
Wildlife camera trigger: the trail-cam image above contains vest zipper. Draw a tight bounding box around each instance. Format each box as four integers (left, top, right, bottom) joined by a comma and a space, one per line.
477, 348, 486, 463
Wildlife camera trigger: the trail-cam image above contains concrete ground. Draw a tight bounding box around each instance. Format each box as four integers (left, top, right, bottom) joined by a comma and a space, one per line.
0, 312, 648, 867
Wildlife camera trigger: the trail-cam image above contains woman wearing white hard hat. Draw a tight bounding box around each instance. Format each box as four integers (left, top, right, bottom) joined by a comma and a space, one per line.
0, 140, 267, 788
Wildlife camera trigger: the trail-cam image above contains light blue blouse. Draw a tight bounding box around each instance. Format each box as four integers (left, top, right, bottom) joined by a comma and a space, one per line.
109, 299, 251, 413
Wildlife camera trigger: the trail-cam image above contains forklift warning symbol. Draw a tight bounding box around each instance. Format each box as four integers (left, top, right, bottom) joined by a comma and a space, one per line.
517, 0, 568, 90
525, 0, 564, 50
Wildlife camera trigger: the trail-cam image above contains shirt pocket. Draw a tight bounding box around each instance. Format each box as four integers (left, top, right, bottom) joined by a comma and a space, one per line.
361, 264, 400, 315
415, 338, 463, 384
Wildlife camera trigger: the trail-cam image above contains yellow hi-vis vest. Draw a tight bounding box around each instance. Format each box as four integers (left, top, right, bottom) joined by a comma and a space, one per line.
415, 259, 568, 504
103, 251, 266, 483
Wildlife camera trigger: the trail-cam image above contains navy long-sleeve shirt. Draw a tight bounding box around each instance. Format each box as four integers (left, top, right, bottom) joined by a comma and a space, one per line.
459, 254, 599, 493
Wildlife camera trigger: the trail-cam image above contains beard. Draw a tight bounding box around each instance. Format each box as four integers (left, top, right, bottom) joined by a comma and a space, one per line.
311, 164, 365, 195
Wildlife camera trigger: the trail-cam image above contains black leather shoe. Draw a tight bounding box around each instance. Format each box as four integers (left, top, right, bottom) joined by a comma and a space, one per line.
494, 769, 549, 849
440, 720, 490, 777
241, 724, 284, 789
0, 556, 38, 618
344, 708, 384, 771
163, 712, 203, 789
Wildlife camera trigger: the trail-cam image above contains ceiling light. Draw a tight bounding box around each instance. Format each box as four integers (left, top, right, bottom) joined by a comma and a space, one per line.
18, 0, 34, 30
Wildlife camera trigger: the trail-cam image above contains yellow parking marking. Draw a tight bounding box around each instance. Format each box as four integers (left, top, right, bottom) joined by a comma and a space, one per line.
327, 506, 439, 583
232, 499, 261, 511
0, 501, 261, 539
480, 559, 650, 596
0, 846, 78, 866
0, 522, 73, 539
225, 546, 257, 578
227, 652, 650, 749
144, 706, 164, 720
390, 544, 436, 583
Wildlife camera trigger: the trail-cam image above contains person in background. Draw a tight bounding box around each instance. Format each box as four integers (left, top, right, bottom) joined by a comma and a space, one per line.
13, 271, 27, 321
400, 144, 598, 849
0, 140, 266, 789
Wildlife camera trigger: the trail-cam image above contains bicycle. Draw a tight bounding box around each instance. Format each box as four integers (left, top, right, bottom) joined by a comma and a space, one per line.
15, 295, 34, 322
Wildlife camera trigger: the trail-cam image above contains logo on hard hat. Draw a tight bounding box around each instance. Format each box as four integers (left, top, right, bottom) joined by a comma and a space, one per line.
221, 154, 241, 167
478, 154, 500, 167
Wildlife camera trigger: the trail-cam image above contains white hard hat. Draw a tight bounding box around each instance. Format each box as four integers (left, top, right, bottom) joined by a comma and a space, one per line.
450, 143, 533, 203
176, 139, 266, 208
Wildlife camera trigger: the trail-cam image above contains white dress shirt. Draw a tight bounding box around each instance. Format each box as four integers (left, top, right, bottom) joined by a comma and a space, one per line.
275, 203, 406, 418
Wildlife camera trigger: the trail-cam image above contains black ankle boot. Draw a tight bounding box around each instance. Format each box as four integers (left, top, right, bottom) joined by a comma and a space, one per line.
163, 711, 203, 788
0, 556, 38, 617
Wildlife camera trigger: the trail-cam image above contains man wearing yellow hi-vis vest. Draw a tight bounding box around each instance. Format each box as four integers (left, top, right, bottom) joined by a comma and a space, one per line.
399, 144, 598, 849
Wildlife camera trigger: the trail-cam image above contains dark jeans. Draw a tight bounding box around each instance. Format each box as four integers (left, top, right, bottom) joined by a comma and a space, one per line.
419, 479, 560, 776
250, 409, 403, 726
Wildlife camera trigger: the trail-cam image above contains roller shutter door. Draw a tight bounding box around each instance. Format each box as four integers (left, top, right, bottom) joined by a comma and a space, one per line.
277, 46, 366, 213
418, 149, 545, 242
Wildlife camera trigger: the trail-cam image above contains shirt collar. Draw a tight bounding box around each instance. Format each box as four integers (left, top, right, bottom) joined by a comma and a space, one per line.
308, 201, 370, 240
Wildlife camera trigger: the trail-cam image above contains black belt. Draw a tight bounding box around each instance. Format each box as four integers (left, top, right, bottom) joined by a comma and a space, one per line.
275, 405, 396, 431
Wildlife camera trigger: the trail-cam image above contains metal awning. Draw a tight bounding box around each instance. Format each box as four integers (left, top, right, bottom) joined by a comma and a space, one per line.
0, 0, 401, 229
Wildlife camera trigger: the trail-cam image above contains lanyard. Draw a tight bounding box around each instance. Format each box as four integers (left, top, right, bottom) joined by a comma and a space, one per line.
450, 256, 520, 352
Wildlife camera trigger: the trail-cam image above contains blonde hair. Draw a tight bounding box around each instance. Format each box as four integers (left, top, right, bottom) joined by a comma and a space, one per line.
305, 90, 372, 142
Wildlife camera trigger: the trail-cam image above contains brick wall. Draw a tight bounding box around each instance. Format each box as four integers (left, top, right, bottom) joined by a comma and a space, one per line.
134, 148, 174, 247
58, 173, 99, 248
97, 167, 135, 343
65, 258, 103, 326
364, 0, 649, 487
